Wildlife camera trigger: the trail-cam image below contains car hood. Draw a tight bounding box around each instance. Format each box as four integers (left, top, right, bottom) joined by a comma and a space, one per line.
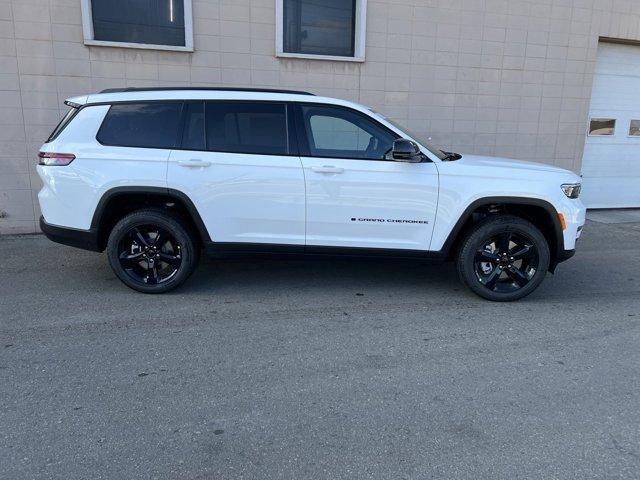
437, 153, 583, 187
455, 154, 572, 175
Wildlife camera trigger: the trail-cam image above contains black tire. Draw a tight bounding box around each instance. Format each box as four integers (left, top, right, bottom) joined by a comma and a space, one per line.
106, 209, 199, 293
456, 215, 550, 301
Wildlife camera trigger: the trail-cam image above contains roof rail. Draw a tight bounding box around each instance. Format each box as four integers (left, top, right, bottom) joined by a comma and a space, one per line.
98, 87, 315, 95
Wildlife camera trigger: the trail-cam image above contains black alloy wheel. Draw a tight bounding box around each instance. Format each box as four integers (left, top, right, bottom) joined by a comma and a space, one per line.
118, 225, 183, 285
474, 231, 539, 293
457, 215, 550, 301
107, 209, 199, 293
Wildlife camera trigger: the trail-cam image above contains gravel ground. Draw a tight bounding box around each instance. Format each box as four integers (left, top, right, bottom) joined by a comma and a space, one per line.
1, 219, 639, 479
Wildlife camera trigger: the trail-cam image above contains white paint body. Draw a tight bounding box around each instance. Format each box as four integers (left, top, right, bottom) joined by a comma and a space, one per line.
168, 149, 306, 245
582, 43, 640, 208
38, 90, 586, 253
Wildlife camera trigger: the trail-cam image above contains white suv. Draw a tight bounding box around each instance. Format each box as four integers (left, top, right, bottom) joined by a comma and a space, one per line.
38, 88, 585, 301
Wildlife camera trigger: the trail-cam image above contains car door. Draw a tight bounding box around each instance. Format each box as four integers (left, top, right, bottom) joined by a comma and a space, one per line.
295, 103, 439, 251
168, 101, 305, 245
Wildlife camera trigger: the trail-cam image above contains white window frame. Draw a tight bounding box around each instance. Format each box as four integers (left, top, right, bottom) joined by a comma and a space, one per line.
275, 0, 367, 62
81, 0, 194, 52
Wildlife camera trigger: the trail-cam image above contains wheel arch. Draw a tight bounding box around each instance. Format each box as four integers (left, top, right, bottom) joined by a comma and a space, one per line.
440, 196, 564, 269
91, 187, 211, 251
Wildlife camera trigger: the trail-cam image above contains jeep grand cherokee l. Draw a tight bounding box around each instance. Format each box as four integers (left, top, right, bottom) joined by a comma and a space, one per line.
37, 88, 586, 301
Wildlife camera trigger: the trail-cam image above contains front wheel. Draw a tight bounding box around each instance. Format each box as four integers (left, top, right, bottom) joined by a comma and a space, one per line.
456, 215, 550, 301
106, 209, 199, 293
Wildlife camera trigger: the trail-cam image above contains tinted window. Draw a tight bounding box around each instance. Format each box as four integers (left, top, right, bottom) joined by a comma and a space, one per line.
181, 102, 205, 150
588, 118, 616, 136
301, 105, 396, 160
629, 120, 640, 136
91, 0, 185, 47
283, 0, 356, 57
98, 103, 182, 149
205, 102, 288, 155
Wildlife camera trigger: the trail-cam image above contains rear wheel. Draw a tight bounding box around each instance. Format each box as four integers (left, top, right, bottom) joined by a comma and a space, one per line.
106, 209, 198, 293
456, 215, 550, 301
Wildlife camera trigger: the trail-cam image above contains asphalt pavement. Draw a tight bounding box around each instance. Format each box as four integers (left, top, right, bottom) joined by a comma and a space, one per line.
1, 218, 639, 479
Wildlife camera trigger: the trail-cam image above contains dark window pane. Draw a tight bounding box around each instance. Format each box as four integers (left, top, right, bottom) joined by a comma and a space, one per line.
98, 103, 182, 148
205, 102, 288, 155
47, 107, 79, 142
301, 105, 395, 160
588, 118, 615, 136
629, 120, 640, 136
181, 102, 205, 150
91, 0, 185, 47
283, 0, 355, 57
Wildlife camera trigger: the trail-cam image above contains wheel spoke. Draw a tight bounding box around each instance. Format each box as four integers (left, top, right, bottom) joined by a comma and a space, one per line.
153, 230, 168, 246
119, 251, 144, 268
482, 266, 502, 290
133, 228, 150, 247
496, 232, 511, 254
476, 249, 499, 262
158, 252, 181, 267
506, 266, 529, 287
511, 244, 533, 260
145, 265, 159, 285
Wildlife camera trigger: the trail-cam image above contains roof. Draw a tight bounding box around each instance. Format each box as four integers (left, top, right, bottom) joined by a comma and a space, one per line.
98, 87, 314, 95
65, 87, 354, 110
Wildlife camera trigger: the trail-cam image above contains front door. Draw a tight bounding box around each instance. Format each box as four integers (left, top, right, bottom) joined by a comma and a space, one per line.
168, 101, 305, 245
296, 104, 438, 251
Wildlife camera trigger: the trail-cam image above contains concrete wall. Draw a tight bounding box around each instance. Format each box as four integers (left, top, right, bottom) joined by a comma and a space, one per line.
2, 0, 640, 234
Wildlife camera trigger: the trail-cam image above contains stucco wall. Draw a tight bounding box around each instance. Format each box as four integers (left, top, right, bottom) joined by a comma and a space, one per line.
1, 0, 640, 233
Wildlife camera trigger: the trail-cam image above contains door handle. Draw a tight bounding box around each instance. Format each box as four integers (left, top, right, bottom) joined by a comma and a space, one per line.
311, 165, 344, 174
178, 159, 211, 168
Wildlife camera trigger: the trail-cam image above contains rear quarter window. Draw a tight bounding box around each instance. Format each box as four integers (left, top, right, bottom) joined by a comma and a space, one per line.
97, 103, 183, 149
47, 107, 79, 142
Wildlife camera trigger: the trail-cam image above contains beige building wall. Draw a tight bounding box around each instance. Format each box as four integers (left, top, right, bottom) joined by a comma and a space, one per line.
1, 0, 640, 234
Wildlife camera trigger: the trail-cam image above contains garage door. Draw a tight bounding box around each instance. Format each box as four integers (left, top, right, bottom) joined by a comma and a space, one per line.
581, 42, 640, 208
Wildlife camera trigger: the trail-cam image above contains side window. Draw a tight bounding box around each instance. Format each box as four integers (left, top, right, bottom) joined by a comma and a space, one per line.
47, 106, 79, 142
300, 105, 396, 160
629, 120, 640, 137
98, 103, 182, 148
205, 102, 288, 155
181, 102, 205, 150
588, 118, 616, 136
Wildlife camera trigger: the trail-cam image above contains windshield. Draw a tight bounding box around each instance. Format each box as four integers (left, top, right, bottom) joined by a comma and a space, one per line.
370, 111, 448, 160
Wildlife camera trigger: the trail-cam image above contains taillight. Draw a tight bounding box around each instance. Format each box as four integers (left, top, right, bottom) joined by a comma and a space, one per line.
38, 152, 75, 166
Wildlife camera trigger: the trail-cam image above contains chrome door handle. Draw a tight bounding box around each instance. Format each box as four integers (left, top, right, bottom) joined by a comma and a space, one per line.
311, 166, 344, 174
178, 159, 211, 168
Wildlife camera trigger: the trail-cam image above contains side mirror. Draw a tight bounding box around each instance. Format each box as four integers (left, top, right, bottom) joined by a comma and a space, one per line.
391, 138, 422, 163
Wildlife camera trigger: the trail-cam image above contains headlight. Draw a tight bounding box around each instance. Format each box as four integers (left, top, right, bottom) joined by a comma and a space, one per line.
561, 183, 581, 199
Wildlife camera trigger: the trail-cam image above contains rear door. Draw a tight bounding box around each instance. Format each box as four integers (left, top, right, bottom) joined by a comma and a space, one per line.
168, 101, 305, 245
295, 103, 439, 251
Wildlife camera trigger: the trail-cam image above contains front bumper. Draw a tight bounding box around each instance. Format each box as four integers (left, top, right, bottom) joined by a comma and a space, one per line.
556, 248, 576, 263
40, 216, 100, 252
549, 197, 584, 272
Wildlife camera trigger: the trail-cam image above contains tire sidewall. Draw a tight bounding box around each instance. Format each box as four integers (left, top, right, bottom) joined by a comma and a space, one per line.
457, 216, 551, 302
107, 210, 198, 293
